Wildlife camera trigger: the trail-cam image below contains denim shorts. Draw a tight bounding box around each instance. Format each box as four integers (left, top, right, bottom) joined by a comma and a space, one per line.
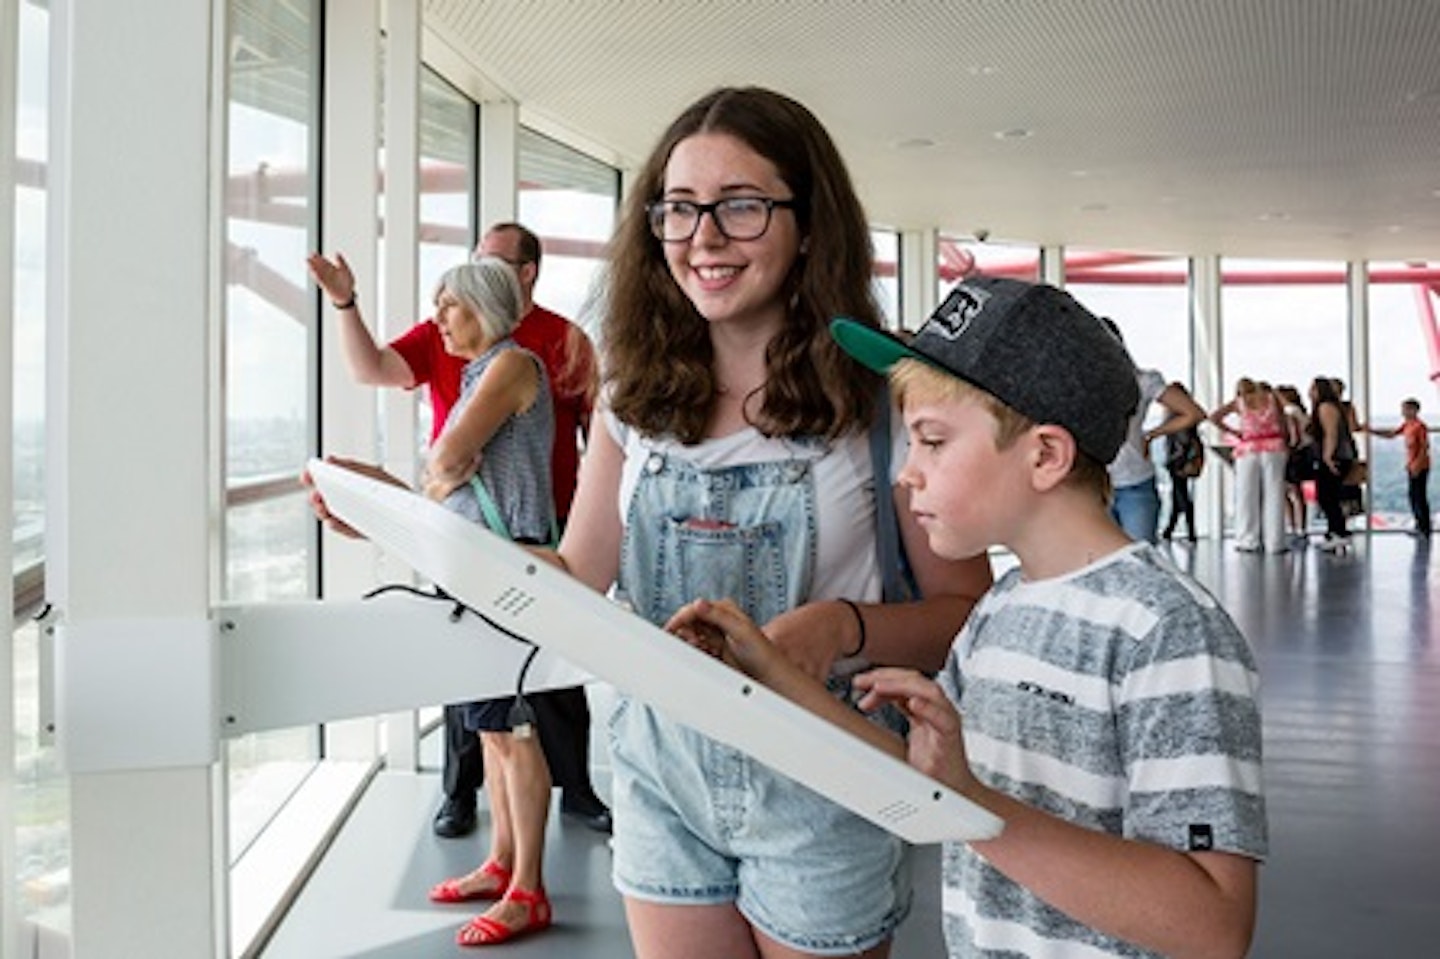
608, 696, 913, 955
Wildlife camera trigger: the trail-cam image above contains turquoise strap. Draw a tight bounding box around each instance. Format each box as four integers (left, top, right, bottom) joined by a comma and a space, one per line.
468, 475, 512, 541
468, 475, 558, 547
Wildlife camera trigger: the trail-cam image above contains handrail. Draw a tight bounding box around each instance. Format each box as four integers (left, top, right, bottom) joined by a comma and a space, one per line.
10, 472, 306, 620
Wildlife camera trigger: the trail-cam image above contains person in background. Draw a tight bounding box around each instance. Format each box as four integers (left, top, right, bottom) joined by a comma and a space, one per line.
1101, 328, 1206, 544
306, 222, 611, 838
1209, 378, 1290, 553
1309, 376, 1358, 552
310, 258, 560, 945
1275, 384, 1312, 543
670, 277, 1266, 959
1161, 419, 1204, 542
1329, 377, 1367, 519
1367, 398, 1432, 539
542, 86, 994, 958
1331, 378, 1365, 433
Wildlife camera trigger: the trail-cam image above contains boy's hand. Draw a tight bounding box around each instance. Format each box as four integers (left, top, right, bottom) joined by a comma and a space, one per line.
666, 598, 787, 683
854, 668, 978, 797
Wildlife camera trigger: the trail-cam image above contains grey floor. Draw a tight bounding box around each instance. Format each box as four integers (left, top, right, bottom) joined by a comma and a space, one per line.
259, 533, 1439, 958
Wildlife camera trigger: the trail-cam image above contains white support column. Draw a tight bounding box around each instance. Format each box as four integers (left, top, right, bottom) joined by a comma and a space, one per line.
1040, 244, 1066, 286
48, 0, 222, 955
1348, 260, 1371, 517
381, 0, 422, 771
0, 0, 20, 952
479, 100, 519, 229
320, 0, 384, 762
899, 228, 937, 331
1191, 255, 1224, 539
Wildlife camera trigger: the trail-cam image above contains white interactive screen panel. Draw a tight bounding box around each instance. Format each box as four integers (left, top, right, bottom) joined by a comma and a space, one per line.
308, 459, 1003, 844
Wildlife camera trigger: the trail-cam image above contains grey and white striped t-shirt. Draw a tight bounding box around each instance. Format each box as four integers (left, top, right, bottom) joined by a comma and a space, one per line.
937, 542, 1267, 958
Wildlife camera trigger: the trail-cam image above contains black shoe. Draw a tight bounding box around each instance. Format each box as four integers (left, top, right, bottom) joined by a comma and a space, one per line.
561, 794, 613, 834
433, 796, 477, 838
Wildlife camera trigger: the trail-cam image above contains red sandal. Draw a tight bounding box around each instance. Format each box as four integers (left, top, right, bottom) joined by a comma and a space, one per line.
456, 885, 552, 947
428, 859, 513, 904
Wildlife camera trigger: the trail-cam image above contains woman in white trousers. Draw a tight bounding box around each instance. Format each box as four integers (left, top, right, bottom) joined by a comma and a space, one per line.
1211, 378, 1290, 553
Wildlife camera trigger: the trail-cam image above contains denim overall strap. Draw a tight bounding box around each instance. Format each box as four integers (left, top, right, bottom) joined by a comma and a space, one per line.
607, 439, 911, 952
868, 398, 920, 603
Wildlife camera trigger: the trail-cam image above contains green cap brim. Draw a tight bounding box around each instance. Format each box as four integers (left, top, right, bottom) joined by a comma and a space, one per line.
829, 317, 922, 373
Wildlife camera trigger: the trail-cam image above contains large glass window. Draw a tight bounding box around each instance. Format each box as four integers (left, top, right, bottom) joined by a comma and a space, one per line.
937, 234, 1039, 299
1367, 261, 1439, 533
417, 67, 474, 296
1219, 258, 1348, 534
871, 228, 899, 328
12, 0, 67, 937
1066, 251, 1195, 532
1220, 258, 1347, 401
1064, 250, 1191, 385
517, 126, 619, 335
413, 67, 475, 441
222, 0, 320, 864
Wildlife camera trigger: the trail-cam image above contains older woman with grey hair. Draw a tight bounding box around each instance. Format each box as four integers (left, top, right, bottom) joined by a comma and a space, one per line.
304, 253, 559, 945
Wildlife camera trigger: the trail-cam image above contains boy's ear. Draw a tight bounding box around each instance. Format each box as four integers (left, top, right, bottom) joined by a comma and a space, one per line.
1028, 424, 1078, 491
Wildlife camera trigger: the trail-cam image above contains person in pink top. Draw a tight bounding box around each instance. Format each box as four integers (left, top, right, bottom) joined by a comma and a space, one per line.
306, 222, 612, 839
1368, 398, 1433, 539
1210, 378, 1290, 553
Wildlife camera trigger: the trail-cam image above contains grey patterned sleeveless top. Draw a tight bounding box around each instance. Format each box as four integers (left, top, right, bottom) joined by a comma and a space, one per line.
439, 338, 556, 542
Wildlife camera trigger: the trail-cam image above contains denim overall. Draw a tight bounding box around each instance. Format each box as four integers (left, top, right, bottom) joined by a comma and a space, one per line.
608, 437, 911, 954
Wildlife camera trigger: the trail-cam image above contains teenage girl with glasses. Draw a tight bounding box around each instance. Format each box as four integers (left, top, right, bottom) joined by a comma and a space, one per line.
548, 86, 993, 959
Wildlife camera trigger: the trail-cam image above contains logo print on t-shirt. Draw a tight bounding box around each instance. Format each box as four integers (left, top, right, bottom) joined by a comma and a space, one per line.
1188, 824, 1214, 851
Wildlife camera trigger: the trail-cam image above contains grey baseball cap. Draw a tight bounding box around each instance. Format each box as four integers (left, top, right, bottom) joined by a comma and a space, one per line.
831, 277, 1139, 462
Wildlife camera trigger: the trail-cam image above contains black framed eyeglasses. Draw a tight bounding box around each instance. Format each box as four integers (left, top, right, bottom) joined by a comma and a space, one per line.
647, 196, 798, 242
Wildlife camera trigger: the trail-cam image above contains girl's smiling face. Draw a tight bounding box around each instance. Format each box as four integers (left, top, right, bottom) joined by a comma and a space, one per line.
659, 132, 802, 335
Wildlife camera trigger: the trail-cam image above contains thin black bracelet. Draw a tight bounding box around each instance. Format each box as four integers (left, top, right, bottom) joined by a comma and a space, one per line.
332, 296, 356, 310
838, 598, 867, 658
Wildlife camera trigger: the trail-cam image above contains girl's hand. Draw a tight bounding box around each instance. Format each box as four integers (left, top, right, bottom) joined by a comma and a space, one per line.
853, 667, 978, 796
666, 598, 785, 682
762, 600, 859, 680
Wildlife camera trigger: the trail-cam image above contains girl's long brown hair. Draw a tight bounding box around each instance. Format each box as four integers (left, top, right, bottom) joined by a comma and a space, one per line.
602, 87, 883, 444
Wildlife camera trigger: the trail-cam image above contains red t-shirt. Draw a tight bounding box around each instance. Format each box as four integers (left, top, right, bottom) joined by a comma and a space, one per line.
1400, 418, 1432, 475
389, 305, 596, 517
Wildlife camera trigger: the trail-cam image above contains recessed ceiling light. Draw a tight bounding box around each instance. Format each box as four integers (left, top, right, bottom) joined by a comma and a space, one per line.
967, 65, 998, 77
1070, 169, 1090, 178
1257, 211, 1290, 222
993, 128, 1033, 141
1386, 224, 1405, 234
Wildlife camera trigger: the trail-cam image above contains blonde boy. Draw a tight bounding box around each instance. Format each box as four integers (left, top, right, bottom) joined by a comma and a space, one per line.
670, 278, 1267, 958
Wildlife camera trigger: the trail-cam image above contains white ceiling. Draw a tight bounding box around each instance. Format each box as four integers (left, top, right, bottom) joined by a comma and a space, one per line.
421, 0, 1440, 263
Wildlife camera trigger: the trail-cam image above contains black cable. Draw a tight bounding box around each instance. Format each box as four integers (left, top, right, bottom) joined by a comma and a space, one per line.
361, 581, 543, 733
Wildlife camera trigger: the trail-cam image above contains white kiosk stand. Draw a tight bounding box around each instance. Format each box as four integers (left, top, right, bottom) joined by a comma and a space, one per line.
307, 459, 1002, 844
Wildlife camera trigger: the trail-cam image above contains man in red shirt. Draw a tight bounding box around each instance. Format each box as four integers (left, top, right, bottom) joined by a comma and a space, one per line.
308, 222, 610, 835
1370, 397, 1433, 539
